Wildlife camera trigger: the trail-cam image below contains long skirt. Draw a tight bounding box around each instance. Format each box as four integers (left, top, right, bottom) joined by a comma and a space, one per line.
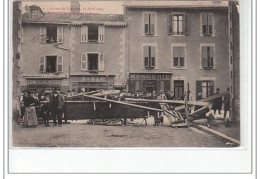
23, 106, 38, 127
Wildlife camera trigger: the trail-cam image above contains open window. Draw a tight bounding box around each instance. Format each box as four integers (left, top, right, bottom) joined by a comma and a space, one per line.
168, 13, 189, 35
39, 56, 63, 73
40, 26, 63, 43
81, 25, 104, 43
81, 53, 105, 71
88, 24, 99, 42
88, 54, 98, 71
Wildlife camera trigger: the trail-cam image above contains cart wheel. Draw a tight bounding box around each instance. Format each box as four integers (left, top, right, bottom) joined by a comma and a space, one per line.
225, 117, 230, 127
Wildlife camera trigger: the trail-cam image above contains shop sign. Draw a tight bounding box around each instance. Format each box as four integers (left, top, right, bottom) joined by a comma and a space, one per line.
130, 74, 171, 80
27, 79, 61, 86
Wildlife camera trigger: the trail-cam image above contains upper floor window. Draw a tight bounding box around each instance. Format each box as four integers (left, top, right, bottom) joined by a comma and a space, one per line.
172, 46, 185, 68
81, 53, 105, 72
40, 26, 63, 44
81, 25, 105, 43
143, 46, 156, 68
39, 56, 63, 73
201, 45, 215, 69
168, 13, 189, 35
201, 13, 214, 36
31, 9, 39, 18
144, 12, 156, 35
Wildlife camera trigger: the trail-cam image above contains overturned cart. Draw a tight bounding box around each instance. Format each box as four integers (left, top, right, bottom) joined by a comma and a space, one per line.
63, 91, 188, 127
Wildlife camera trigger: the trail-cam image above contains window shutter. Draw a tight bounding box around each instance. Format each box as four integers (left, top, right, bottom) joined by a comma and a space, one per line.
210, 46, 214, 68
144, 14, 149, 34
57, 56, 63, 72
201, 13, 207, 35
150, 46, 156, 67
81, 53, 87, 70
184, 14, 189, 35
98, 26, 105, 43
168, 14, 173, 35
57, 26, 63, 43
150, 14, 155, 35
196, 81, 202, 99
202, 46, 208, 68
39, 56, 45, 72
144, 46, 149, 67
208, 13, 214, 35
81, 26, 87, 42
99, 54, 105, 71
210, 81, 214, 96
40, 27, 46, 43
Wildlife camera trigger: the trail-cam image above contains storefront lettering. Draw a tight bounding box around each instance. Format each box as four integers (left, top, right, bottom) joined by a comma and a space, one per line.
130, 74, 171, 80
27, 79, 61, 85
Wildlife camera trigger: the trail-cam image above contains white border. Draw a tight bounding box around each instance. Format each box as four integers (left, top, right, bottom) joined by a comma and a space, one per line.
3, 0, 257, 178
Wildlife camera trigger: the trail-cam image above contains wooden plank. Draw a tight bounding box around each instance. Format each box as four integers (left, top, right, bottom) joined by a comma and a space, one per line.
125, 98, 208, 106
198, 125, 240, 146
83, 94, 163, 112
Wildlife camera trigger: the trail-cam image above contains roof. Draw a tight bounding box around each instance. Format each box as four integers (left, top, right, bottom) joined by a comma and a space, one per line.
124, 1, 228, 9
22, 11, 127, 26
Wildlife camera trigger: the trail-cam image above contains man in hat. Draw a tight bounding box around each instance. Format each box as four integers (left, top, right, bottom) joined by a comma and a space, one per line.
50, 88, 64, 127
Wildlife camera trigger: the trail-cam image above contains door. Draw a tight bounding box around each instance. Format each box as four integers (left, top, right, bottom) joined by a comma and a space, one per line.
174, 80, 184, 99
144, 80, 156, 93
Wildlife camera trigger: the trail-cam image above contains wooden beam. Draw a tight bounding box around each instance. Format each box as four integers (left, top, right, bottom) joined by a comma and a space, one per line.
83, 94, 163, 112
125, 98, 208, 106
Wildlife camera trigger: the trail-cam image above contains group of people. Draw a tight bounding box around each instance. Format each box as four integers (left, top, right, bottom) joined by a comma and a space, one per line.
19, 89, 65, 127
212, 88, 231, 118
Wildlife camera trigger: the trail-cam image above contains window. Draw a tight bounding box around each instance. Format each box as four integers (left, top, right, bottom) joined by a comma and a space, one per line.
196, 80, 214, 99
144, 13, 155, 35
143, 46, 156, 68
81, 53, 105, 71
174, 80, 184, 99
40, 26, 63, 44
31, 9, 39, 18
172, 46, 185, 68
81, 25, 105, 43
88, 24, 99, 42
201, 45, 214, 69
201, 13, 214, 36
39, 56, 63, 73
168, 13, 189, 35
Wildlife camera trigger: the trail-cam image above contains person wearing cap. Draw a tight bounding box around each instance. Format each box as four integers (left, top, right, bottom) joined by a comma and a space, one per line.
50, 89, 64, 127
23, 91, 38, 127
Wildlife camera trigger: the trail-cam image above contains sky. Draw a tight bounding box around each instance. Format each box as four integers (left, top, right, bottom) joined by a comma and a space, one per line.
22, 1, 125, 14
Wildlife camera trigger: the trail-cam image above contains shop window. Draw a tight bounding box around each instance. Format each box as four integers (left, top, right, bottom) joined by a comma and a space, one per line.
172, 46, 185, 68
201, 13, 214, 36
144, 12, 156, 35
201, 45, 214, 69
196, 80, 214, 99
174, 80, 184, 100
81, 25, 104, 43
143, 46, 156, 68
40, 26, 63, 43
168, 13, 189, 35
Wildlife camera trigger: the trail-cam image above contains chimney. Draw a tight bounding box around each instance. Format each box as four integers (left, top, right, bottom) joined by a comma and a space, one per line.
70, 1, 80, 14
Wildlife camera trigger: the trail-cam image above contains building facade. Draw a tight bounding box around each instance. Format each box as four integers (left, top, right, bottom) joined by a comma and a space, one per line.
21, 2, 127, 93
124, 1, 231, 100
20, 1, 239, 110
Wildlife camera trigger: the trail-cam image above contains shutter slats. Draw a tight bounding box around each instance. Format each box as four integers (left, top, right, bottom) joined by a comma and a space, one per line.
202, 46, 208, 68
184, 14, 189, 35
81, 53, 87, 70
39, 56, 45, 72
57, 56, 63, 72
168, 14, 173, 35
99, 54, 105, 71
57, 26, 63, 43
144, 14, 149, 34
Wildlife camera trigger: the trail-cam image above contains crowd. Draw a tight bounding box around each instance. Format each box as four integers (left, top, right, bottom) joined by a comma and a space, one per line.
17, 87, 231, 128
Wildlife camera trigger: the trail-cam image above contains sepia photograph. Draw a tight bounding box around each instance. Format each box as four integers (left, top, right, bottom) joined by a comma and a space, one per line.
11, 0, 240, 149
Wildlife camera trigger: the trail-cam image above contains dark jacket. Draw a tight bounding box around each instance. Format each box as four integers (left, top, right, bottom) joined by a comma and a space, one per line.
24, 96, 35, 107
49, 93, 64, 110
224, 94, 230, 110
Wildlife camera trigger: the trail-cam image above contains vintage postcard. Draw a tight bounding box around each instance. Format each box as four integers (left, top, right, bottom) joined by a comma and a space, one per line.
12, 0, 240, 148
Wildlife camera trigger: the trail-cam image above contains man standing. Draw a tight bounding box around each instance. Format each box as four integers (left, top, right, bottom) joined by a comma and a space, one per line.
212, 88, 222, 115
50, 89, 64, 127
224, 88, 231, 118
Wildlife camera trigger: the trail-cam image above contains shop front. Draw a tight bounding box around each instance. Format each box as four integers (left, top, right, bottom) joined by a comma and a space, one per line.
128, 73, 171, 94
70, 75, 115, 92
25, 77, 68, 94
